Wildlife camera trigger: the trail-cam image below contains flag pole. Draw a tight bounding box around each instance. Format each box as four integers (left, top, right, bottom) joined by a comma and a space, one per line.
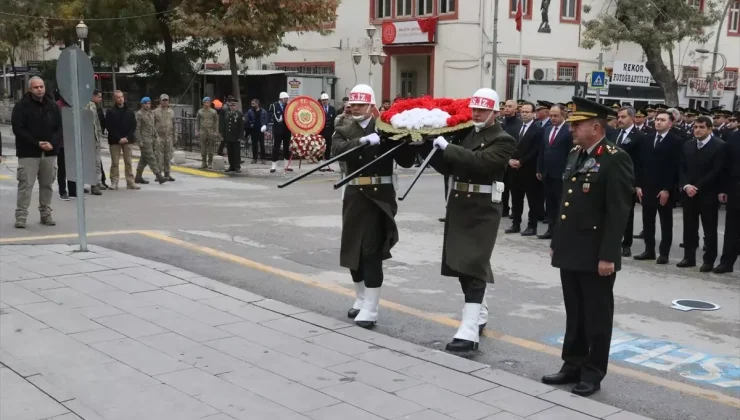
515, 0, 524, 100
517, 29, 523, 100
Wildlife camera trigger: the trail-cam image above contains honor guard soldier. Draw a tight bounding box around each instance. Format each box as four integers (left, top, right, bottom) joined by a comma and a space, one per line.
269, 92, 292, 173
422, 88, 516, 353
331, 84, 416, 329
542, 96, 634, 397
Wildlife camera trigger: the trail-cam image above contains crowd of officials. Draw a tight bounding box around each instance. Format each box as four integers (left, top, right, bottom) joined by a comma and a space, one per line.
495, 99, 739, 274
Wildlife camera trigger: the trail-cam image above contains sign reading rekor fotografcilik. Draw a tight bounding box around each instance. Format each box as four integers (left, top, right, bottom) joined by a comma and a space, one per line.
611, 60, 654, 87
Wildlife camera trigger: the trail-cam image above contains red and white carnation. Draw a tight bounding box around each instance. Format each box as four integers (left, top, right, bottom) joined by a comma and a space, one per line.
290, 134, 326, 161
380, 97, 473, 130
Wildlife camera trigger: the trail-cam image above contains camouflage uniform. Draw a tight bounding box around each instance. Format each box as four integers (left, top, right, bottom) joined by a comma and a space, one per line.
86, 101, 104, 188
134, 109, 163, 181
197, 107, 219, 168
154, 106, 175, 178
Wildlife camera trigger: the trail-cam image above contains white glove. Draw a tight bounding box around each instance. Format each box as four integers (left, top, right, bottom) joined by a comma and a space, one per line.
433, 136, 448, 150
360, 133, 381, 146
260, 125, 266, 133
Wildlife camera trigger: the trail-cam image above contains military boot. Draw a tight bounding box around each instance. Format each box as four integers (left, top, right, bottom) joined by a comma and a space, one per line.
446, 303, 481, 353
156, 173, 167, 184
165, 172, 175, 182
134, 170, 149, 184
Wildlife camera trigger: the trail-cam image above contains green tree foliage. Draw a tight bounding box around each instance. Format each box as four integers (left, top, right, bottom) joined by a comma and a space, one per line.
174, 0, 339, 106
0, 0, 43, 98
581, 0, 723, 105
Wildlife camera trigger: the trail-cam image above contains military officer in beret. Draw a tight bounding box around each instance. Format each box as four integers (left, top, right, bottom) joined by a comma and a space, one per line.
332, 84, 416, 329
542, 96, 634, 397
422, 87, 516, 353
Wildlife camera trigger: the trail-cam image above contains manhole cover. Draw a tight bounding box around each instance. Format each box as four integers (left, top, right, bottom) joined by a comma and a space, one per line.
671, 299, 720, 312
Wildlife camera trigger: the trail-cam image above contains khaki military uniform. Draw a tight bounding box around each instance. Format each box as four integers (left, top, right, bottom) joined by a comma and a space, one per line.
197, 107, 219, 167
86, 101, 104, 186
154, 106, 175, 175
135, 109, 162, 177
550, 138, 633, 385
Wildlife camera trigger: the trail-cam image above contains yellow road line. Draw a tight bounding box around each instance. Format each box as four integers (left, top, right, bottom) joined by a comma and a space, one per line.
127, 159, 226, 178
0, 174, 12, 180
138, 230, 740, 409
0, 230, 141, 244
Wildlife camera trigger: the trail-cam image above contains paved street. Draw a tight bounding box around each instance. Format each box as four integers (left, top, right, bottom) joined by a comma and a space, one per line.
0, 125, 738, 420
1, 244, 654, 420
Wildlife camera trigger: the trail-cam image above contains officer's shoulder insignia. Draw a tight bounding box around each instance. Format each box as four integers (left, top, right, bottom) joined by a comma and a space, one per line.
606, 145, 618, 155
570, 145, 582, 153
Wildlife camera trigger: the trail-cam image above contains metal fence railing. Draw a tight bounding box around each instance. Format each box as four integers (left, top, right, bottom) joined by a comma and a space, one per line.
174, 116, 278, 160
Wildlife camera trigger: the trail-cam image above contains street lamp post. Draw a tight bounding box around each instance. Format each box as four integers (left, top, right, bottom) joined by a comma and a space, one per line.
695, 48, 727, 108
352, 26, 387, 94
75, 20, 88, 52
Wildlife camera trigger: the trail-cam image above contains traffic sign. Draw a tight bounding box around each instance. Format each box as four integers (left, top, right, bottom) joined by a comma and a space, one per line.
56, 46, 95, 109
589, 71, 607, 90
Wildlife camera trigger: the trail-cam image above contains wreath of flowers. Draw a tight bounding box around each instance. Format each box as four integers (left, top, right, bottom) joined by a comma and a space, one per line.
376, 96, 474, 141
290, 134, 326, 162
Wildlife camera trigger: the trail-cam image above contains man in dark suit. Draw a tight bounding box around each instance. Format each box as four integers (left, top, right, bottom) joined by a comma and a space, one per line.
678, 116, 726, 272
500, 100, 522, 217
614, 106, 645, 257
319, 93, 337, 172
634, 110, 681, 263
506, 102, 544, 236
536, 104, 572, 239
714, 128, 739, 273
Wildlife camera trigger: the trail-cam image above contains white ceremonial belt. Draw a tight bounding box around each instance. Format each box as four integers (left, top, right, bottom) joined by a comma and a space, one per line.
349, 175, 394, 186
452, 182, 493, 193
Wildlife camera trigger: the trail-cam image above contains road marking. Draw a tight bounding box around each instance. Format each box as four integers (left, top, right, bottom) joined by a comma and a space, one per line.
0, 230, 140, 244
128, 159, 226, 178
137, 230, 740, 409
0, 174, 12, 180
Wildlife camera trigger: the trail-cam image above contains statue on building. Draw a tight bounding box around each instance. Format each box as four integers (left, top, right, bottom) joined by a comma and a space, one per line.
538, 0, 551, 33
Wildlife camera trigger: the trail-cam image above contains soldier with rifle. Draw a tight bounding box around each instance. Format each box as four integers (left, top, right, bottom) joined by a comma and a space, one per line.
417, 88, 516, 353
331, 84, 416, 329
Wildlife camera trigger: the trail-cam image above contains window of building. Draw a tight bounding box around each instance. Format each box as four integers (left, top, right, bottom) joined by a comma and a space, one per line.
396, 0, 413, 16
687, 0, 704, 11
418, 0, 434, 15
376, 0, 392, 18
560, 0, 580, 21
557, 62, 578, 81
510, 0, 530, 16
506, 60, 530, 100
725, 68, 738, 88
681, 66, 699, 83
729, 0, 740, 35
439, 0, 456, 13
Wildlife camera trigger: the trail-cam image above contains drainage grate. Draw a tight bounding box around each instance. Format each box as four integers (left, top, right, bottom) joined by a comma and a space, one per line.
671, 299, 721, 312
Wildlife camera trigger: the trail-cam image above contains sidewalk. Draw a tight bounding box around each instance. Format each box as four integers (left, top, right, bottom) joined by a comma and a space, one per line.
0, 244, 651, 420
0, 123, 417, 179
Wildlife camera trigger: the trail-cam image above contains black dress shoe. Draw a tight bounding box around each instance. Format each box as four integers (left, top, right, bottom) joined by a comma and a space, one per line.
355, 320, 376, 329
712, 264, 734, 274
633, 251, 656, 261
521, 226, 537, 236
445, 338, 478, 353
438, 218, 446, 222
541, 372, 580, 385
621, 247, 632, 257
505, 224, 521, 234
676, 259, 696, 268
347, 308, 360, 319
633, 230, 645, 239
571, 381, 600, 397
699, 263, 714, 273
479, 323, 486, 334
656, 255, 669, 265
537, 230, 553, 240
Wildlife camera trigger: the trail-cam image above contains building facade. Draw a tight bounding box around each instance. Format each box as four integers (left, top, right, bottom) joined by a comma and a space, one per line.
242, 0, 740, 108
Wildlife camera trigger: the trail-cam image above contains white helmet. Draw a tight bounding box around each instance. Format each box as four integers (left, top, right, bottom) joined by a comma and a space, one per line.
320, 93, 329, 100
469, 88, 500, 111
348, 84, 375, 105
279, 92, 289, 99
